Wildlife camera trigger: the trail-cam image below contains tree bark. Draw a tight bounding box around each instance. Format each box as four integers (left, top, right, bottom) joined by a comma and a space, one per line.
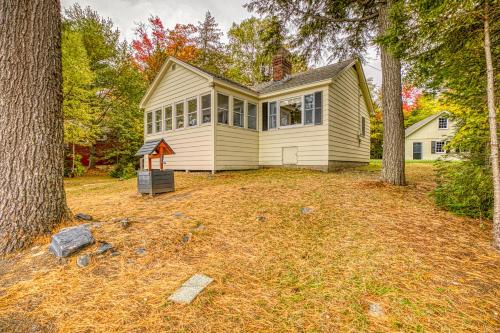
378, 0, 406, 185
483, 1, 500, 250
0, 0, 70, 254
72, 143, 76, 177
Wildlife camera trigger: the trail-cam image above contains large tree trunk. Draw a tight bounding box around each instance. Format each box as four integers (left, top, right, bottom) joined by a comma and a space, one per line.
0, 0, 70, 254
483, 1, 500, 250
378, 0, 406, 185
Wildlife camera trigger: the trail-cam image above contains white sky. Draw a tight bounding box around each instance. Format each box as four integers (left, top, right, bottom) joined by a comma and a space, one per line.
61, 0, 382, 86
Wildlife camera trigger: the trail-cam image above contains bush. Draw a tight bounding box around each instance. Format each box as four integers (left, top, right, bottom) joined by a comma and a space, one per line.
432, 160, 493, 219
109, 162, 136, 180
64, 153, 86, 177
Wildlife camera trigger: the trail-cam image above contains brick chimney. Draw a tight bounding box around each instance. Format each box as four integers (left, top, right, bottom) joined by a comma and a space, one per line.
272, 48, 292, 81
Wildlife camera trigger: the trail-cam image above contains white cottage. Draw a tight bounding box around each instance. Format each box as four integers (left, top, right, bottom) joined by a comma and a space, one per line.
140, 49, 373, 172
405, 112, 458, 160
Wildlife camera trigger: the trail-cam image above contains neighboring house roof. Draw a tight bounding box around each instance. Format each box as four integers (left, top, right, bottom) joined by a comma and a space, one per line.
405, 111, 448, 137
253, 59, 355, 94
135, 139, 174, 156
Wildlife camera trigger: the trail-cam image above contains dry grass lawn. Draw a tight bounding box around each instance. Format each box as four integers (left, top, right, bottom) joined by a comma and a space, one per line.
0, 163, 499, 332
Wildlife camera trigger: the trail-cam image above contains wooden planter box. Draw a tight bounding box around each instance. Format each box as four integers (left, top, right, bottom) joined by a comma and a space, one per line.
137, 170, 174, 195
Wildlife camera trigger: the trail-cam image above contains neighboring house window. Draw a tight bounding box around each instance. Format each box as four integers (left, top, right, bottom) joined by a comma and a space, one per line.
175, 102, 184, 129
187, 97, 198, 127
361, 116, 366, 137
432, 141, 447, 154
248, 103, 257, 130
164, 105, 172, 131
233, 98, 244, 127
438, 117, 448, 129
269, 102, 277, 129
201, 94, 211, 124
217, 93, 229, 124
279, 97, 302, 126
146, 112, 153, 134
154, 109, 162, 133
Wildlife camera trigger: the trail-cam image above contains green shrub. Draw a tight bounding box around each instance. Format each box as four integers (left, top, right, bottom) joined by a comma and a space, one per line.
64, 153, 86, 177
109, 162, 136, 180
432, 160, 493, 219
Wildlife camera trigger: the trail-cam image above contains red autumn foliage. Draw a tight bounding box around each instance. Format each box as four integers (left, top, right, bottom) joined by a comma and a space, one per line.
402, 85, 422, 113
131, 16, 198, 82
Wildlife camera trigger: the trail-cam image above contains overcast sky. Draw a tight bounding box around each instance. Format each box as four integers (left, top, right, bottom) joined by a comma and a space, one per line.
61, 0, 382, 86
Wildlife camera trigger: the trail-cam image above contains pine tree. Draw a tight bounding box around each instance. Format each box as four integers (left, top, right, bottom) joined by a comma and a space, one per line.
195, 11, 224, 72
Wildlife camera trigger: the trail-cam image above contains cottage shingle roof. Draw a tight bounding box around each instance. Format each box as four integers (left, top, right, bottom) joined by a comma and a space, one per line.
253, 59, 355, 94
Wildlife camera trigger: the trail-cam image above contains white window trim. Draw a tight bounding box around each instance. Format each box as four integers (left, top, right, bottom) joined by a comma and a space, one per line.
163, 104, 173, 132
200, 93, 212, 125
268, 101, 278, 130
217, 93, 230, 125
277, 96, 304, 128
186, 96, 199, 127
435, 141, 446, 154
438, 117, 449, 130
146, 111, 153, 135
174, 100, 185, 130
265, 91, 322, 130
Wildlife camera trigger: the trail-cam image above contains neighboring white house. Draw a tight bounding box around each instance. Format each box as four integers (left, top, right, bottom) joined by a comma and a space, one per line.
405, 112, 458, 160
139, 49, 373, 172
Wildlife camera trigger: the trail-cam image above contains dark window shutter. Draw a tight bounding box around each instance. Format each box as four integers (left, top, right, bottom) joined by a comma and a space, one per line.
431, 141, 436, 154
262, 102, 268, 131
314, 91, 322, 124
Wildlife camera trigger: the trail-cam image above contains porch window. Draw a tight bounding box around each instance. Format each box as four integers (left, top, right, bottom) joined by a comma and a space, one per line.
248, 103, 257, 130
175, 102, 184, 129
304, 91, 323, 125
269, 102, 277, 129
201, 94, 211, 124
233, 98, 244, 127
217, 93, 229, 124
164, 105, 172, 131
146, 112, 153, 134
279, 97, 302, 127
154, 109, 162, 133
187, 97, 198, 127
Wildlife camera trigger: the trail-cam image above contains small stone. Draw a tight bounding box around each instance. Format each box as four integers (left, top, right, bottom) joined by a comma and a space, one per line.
173, 212, 184, 218
77, 254, 90, 268
75, 213, 93, 221
32, 250, 45, 257
256, 215, 266, 222
111, 251, 120, 257
192, 224, 205, 232
181, 233, 191, 244
135, 247, 146, 255
168, 274, 214, 304
368, 302, 384, 317
96, 241, 113, 255
120, 218, 130, 229
300, 207, 314, 214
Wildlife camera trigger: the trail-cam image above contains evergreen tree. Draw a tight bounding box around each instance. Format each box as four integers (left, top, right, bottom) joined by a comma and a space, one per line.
246, 0, 407, 185
195, 11, 226, 74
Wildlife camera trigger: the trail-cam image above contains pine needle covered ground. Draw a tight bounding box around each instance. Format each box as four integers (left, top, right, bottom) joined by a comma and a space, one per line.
0, 163, 498, 332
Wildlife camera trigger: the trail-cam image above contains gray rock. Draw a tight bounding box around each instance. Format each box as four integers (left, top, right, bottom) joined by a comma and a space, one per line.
96, 241, 113, 255
256, 215, 266, 222
48, 225, 95, 257
173, 212, 184, 218
135, 247, 146, 255
368, 302, 384, 317
168, 274, 214, 304
120, 218, 130, 229
77, 254, 90, 268
111, 251, 120, 257
75, 213, 92, 221
181, 233, 191, 244
192, 224, 205, 232
300, 207, 314, 214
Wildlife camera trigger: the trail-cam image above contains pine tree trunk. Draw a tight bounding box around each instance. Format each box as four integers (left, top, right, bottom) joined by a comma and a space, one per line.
483, 1, 500, 250
0, 0, 70, 254
378, 0, 406, 185
72, 143, 76, 177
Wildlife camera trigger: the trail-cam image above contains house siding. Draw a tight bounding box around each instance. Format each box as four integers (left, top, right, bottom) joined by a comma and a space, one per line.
259, 86, 330, 169
328, 67, 370, 165
144, 63, 214, 170
405, 116, 457, 160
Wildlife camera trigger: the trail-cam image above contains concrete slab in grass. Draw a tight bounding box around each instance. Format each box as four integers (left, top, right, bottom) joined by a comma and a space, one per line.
168, 274, 214, 304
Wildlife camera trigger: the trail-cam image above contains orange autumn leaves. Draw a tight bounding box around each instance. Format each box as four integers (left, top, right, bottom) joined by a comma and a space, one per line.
132, 16, 198, 82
